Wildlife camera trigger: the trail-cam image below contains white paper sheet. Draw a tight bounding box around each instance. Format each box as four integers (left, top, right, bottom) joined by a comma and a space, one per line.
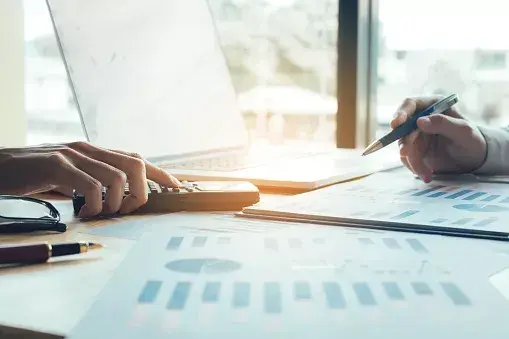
242, 172, 509, 239
68, 214, 509, 338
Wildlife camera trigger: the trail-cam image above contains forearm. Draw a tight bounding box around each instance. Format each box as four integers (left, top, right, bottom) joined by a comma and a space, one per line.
474, 125, 509, 174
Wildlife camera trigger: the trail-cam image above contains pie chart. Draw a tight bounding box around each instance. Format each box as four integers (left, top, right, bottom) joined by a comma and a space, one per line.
453, 204, 509, 213
165, 258, 241, 274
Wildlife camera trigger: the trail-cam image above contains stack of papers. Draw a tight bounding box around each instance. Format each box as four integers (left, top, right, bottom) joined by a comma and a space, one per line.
239, 172, 509, 241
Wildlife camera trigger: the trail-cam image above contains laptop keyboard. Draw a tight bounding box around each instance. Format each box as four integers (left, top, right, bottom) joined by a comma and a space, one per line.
160, 152, 321, 172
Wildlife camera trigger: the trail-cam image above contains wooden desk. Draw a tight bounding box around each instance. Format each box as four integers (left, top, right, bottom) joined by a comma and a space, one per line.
0, 197, 161, 338
0, 192, 288, 338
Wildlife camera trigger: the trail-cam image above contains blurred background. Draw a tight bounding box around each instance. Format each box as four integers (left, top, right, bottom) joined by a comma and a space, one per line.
24, 0, 509, 146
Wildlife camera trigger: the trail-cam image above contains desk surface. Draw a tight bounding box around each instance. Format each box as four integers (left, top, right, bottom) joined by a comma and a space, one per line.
0, 192, 289, 339
0, 196, 136, 338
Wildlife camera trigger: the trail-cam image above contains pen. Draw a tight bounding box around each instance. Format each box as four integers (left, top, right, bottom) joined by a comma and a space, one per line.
362, 93, 459, 156
0, 241, 103, 265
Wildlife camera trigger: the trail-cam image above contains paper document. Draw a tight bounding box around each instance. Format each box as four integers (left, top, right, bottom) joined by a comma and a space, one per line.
68, 214, 509, 338
81, 212, 295, 240
241, 172, 509, 240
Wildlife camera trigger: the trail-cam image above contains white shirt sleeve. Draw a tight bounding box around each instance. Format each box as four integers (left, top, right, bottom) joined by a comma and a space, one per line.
473, 125, 509, 174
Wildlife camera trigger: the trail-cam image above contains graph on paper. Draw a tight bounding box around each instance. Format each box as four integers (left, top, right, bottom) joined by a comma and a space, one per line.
68, 218, 509, 339
242, 172, 509, 237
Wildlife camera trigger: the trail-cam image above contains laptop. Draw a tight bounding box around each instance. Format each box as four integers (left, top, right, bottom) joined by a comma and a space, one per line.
46, 0, 400, 192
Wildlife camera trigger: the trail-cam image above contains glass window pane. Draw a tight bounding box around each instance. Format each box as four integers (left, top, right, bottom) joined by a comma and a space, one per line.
209, 0, 338, 149
376, 0, 509, 138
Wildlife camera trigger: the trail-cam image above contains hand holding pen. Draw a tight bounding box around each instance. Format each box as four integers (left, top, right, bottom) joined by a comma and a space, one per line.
363, 94, 488, 183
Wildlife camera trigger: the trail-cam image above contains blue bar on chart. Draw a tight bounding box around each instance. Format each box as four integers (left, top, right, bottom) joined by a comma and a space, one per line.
288, 238, 303, 249
232, 282, 250, 308
264, 238, 278, 251
430, 218, 447, 224
382, 282, 405, 301
167, 282, 192, 310
446, 190, 473, 199
473, 217, 497, 227
166, 237, 184, 250
428, 191, 448, 198
397, 188, 419, 195
391, 210, 419, 220
138, 280, 163, 304
412, 185, 445, 196
192, 236, 207, 247
353, 282, 377, 306
452, 218, 474, 225
294, 281, 312, 300
482, 195, 500, 202
441, 282, 471, 306
323, 282, 346, 309
217, 237, 230, 245
202, 282, 221, 303
463, 192, 486, 201
382, 238, 401, 250
358, 238, 375, 245
264, 282, 282, 314
411, 282, 433, 295
406, 239, 429, 253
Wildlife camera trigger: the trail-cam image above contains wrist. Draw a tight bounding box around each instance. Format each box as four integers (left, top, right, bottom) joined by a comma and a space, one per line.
473, 125, 509, 174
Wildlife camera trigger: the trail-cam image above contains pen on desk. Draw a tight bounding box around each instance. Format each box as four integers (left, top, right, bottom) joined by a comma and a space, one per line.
362, 93, 459, 156
0, 241, 103, 265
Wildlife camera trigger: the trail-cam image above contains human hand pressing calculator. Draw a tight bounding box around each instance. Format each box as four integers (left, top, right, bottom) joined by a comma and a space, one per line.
72, 181, 260, 216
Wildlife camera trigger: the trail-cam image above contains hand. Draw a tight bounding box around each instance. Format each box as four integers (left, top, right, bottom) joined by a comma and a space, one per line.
0, 141, 181, 217
391, 96, 487, 183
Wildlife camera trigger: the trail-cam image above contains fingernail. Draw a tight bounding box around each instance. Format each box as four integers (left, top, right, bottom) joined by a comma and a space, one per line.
395, 110, 406, 121
119, 197, 140, 214
422, 174, 432, 183
418, 117, 431, 129
78, 204, 92, 218
119, 204, 135, 215
101, 201, 116, 215
172, 177, 182, 187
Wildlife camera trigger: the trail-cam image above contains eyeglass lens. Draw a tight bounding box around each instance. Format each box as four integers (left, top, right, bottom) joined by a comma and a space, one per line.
0, 198, 55, 219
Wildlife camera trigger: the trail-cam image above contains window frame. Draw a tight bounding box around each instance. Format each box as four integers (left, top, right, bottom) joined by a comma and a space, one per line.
336, 0, 378, 149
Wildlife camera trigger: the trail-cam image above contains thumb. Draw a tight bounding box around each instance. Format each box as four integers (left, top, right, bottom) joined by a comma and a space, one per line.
417, 114, 468, 141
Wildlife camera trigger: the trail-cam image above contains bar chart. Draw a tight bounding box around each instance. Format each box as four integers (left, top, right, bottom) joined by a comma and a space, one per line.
163, 235, 431, 254
67, 219, 509, 339
349, 183, 509, 205
136, 279, 472, 312
242, 172, 509, 236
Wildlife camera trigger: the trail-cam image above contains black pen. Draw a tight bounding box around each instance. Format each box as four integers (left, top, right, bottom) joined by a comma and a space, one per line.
0, 241, 103, 265
363, 94, 459, 156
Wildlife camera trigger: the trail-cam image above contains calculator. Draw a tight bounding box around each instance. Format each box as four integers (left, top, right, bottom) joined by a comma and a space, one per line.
72, 181, 260, 215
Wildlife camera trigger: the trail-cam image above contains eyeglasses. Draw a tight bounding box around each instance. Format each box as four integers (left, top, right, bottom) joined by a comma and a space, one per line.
0, 195, 67, 234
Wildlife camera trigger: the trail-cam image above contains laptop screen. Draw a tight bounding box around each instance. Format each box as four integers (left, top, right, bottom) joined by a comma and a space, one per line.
47, 0, 248, 159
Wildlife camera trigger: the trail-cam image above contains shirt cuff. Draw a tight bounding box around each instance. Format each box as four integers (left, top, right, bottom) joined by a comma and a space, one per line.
473, 125, 509, 174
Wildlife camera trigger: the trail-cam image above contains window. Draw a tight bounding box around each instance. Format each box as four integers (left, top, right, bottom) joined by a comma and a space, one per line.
376, 0, 509, 137
209, 0, 339, 148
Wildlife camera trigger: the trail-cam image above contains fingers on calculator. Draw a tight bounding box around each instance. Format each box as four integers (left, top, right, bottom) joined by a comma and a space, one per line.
72, 180, 260, 216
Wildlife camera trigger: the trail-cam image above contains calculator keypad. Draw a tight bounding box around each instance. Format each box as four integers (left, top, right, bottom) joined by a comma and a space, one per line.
100, 181, 200, 195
